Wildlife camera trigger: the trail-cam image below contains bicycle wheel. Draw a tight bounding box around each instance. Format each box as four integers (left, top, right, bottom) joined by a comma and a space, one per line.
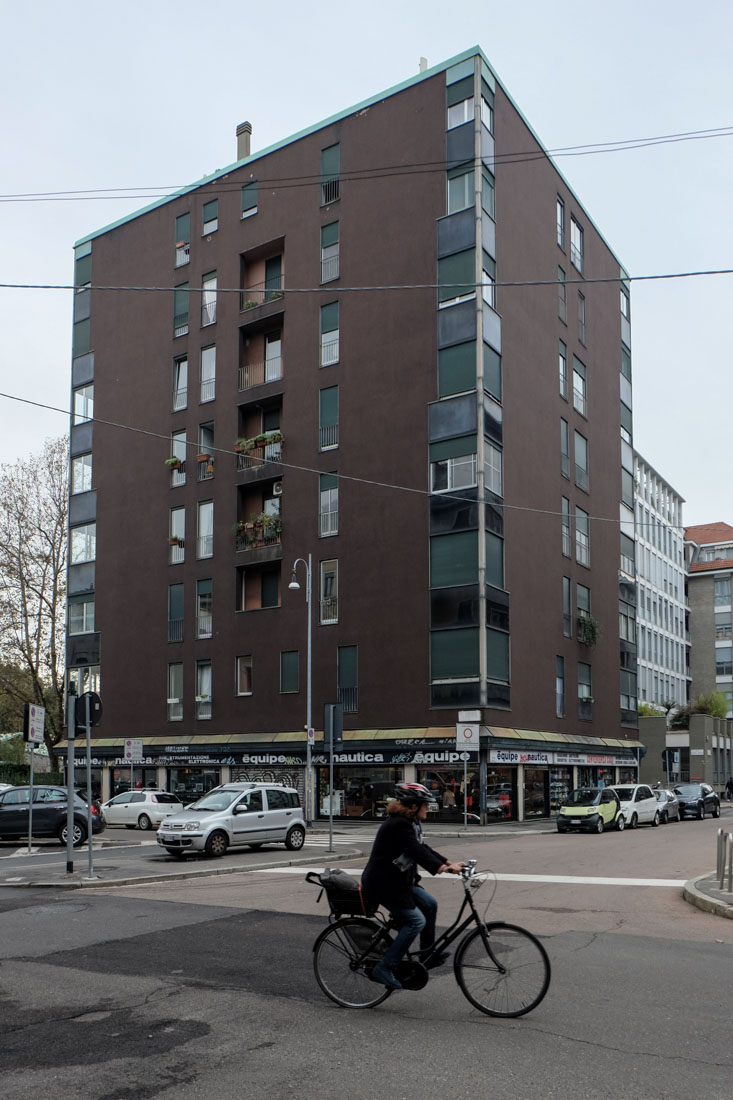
313, 917, 392, 1009
455, 923, 551, 1018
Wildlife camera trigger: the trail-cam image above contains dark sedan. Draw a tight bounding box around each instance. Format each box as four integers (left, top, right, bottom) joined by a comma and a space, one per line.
673, 782, 721, 820
0, 785, 106, 846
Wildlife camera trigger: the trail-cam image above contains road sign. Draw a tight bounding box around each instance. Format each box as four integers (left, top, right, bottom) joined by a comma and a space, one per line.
76, 691, 103, 730
456, 722, 479, 749
307, 727, 315, 744
124, 738, 144, 761
23, 703, 45, 744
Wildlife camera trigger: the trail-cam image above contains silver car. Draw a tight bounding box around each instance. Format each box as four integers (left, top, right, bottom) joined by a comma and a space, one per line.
654, 788, 680, 823
155, 782, 306, 859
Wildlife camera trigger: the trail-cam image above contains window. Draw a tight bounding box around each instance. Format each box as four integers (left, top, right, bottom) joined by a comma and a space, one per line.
559, 340, 567, 399
320, 559, 338, 624
168, 583, 183, 642
200, 346, 215, 402
320, 473, 338, 536
560, 419, 569, 478
71, 453, 92, 494
431, 531, 478, 588
481, 85, 494, 133
432, 452, 477, 492
319, 385, 339, 449
572, 356, 586, 416
621, 346, 631, 381
715, 577, 731, 607
482, 168, 495, 218
167, 663, 183, 721
321, 143, 340, 205
261, 571, 280, 608
558, 267, 567, 322
431, 628, 480, 682
578, 292, 586, 344
570, 217, 584, 273
264, 332, 282, 382
563, 578, 572, 637
69, 665, 100, 696
337, 645, 358, 713
447, 95, 474, 129
577, 583, 591, 623
196, 579, 213, 639
555, 656, 565, 717
620, 669, 637, 711
578, 662, 592, 700
241, 181, 258, 218
321, 222, 339, 282
197, 501, 213, 559
620, 287, 630, 319
438, 249, 475, 306
74, 246, 91, 290
447, 166, 473, 214
170, 507, 185, 564
68, 594, 95, 635
201, 272, 217, 326
619, 599, 636, 642
170, 430, 186, 486
485, 531, 504, 589
198, 422, 214, 479
73, 384, 94, 425
172, 356, 188, 411
280, 651, 299, 693
482, 253, 496, 309
73, 319, 90, 358
484, 440, 502, 496
70, 523, 96, 564
556, 197, 565, 249
175, 212, 190, 267
174, 283, 189, 337
561, 497, 571, 557
574, 431, 589, 492
715, 613, 732, 641
202, 199, 218, 235
196, 660, 212, 718
576, 507, 590, 567
320, 302, 339, 366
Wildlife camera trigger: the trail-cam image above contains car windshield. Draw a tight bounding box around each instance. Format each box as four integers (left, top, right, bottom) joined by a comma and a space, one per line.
567, 789, 601, 806
674, 784, 702, 797
186, 790, 239, 812
613, 787, 634, 801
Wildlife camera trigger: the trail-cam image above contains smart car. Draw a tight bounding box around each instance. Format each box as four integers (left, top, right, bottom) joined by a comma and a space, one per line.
556, 787, 624, 833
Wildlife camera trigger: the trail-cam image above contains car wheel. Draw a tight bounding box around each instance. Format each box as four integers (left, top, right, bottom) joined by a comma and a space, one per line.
165, 848, 185, 859
124, 823, 136, 830
696, 803, 704, 820
713, 803, 721, 819
137, 814, 152, 831
556, 825, 566, 833
629, 813, 638, 829
660, 810, 668, 824
58, 821, 87, 848
651, 811, 660, 827
616, 815, 625, 832
204, 830, 229, 858
285, 825, 306, 850
595, 818, 604, 834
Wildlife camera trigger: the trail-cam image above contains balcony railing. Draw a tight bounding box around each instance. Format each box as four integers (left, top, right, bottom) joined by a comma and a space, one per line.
320, 510, 338, 537
169, 542, 185, 564
197, 459, 214, 481
337, 685, 357, 713
171, 466, 186, 488
175, 243, 190, 267
319, 424, 339, 450
172, 387, 187, 411
573, 388, 586, 416
321, 254, 339, 282
238, 356, 283, 390
235, 523, 282, 551
578, 697, 593, 720
201, 298, 217, 326
197, 613, 213, 639
197, 534, 214, 559
196, 698, 212, 720
167, 618, 183, 642
167, 700, 183, 721
321, 179, 340, 205
173, 313, 189, 337
200, 378, 215, 403
320, 596, 338, 624
320, 334, 339, 366
237, 441, 282, 470
575, 465, 589, 492
240, 276, 284, 311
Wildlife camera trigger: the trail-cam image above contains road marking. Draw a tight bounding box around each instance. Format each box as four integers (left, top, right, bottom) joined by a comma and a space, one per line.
256, 866, 687, 887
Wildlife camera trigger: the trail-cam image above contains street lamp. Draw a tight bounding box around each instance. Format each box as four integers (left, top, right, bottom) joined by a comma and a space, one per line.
288, 554, 313, 824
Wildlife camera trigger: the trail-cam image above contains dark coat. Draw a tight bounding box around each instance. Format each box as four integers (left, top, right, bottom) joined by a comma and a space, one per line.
361, 810, 447, 912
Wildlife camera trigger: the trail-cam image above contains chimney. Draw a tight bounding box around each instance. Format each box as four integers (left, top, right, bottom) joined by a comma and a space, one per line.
236, 121, 252, 160
419, 57, 428, 72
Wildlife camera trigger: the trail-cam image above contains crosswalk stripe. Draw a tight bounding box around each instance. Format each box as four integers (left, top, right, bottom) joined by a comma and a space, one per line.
257, 866, 687, 887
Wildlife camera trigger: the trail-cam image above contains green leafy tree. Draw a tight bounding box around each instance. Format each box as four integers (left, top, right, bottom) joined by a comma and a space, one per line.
669, 691, 729, 729
638, 702, 664, 717
0, 733, 26, 764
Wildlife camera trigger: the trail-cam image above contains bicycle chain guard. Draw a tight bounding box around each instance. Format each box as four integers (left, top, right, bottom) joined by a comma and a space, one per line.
395, 960, 429, 991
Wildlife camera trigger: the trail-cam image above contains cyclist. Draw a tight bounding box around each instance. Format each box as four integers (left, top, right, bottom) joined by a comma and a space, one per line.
361, 782, 464, 990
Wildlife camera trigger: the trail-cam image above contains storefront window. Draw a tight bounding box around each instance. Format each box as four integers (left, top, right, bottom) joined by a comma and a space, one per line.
618, 766, 637, 784
549, 767, 572, 811
317, 767, 402, 819
168, 767, 220, 804
112, 767, 159, 795
486, 768, 515, 821
523, 767, 549, 817
417, 767, 480, 823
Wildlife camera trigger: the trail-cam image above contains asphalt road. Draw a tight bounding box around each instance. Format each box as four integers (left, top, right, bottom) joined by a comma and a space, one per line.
1, 814, 731, 1099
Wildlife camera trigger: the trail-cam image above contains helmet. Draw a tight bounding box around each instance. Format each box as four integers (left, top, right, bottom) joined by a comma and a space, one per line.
394, 782, 436, 806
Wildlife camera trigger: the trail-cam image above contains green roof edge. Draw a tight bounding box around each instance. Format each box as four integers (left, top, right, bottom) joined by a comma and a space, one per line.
74, 42, 624, 271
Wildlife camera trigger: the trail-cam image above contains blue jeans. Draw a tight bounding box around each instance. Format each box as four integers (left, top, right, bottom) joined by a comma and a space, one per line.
381, 885, 438, 969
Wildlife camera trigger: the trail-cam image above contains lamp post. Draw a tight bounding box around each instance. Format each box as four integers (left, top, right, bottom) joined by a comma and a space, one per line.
288, 554, 313, 824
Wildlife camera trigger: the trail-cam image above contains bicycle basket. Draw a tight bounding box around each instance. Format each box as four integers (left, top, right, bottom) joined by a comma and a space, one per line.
318, 868, 368, 916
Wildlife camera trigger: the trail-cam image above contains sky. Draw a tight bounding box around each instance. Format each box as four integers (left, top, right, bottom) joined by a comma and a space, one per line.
1, 0, 731, 528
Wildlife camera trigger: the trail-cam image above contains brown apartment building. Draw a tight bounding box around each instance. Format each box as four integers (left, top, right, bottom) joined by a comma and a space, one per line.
65, 46, 641, 823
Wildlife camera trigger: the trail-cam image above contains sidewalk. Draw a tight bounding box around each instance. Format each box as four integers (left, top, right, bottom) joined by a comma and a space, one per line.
683, 871, 733, 919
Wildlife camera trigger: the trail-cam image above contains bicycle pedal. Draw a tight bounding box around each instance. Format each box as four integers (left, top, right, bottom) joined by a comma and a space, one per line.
394, 960, 429, 991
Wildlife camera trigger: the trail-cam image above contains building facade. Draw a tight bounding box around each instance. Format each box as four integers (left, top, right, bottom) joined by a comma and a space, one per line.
65, 47, 641, 821
686, 521, 733, 718
633, 453, 689, 709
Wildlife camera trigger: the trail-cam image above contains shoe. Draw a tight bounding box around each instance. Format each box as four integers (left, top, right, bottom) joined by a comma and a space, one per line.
422, 949, 452, 971
371, 961, 403, 990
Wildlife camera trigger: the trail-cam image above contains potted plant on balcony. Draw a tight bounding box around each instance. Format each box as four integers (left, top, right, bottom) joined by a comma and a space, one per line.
169, 535, 184, 547
263, 430, 283, 445
165, 456, 183, 469
577, 615, 600, 647
197, 452, 212, 463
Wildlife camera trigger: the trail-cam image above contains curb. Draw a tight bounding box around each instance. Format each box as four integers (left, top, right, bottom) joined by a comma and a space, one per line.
682, 874, 733, 920
3, 847, 363, 891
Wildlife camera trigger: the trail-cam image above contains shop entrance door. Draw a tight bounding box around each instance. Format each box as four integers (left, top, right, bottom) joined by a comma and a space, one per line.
523, 768, 549, 818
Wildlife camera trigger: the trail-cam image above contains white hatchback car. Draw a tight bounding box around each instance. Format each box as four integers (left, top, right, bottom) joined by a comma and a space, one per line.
610, 784, 660, 829
102, 790, 183, 831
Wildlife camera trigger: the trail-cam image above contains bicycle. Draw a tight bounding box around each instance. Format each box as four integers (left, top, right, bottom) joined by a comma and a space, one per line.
307, 859, 551, 1016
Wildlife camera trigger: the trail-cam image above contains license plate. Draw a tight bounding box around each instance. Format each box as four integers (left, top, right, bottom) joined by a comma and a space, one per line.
571, 819, 581, 825
162, 835, 174, 843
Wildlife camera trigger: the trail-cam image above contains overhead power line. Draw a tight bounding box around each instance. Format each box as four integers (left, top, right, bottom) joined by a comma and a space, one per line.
1, 124, 732, 203
0, 388, 685, 534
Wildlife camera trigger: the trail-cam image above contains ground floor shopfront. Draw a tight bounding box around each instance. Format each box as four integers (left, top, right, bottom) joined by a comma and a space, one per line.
58, 726, 643, 824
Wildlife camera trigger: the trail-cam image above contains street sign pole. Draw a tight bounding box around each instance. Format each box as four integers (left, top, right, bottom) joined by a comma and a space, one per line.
464, 754, 468, 830
28, 743, 34, 856
66, 690, 76, 874
85, 693, 94, 879
456, 720, 479, 831
23, 702, 46, 856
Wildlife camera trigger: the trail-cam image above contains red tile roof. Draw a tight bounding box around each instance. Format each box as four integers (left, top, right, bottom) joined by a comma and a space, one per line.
689, 559, 733, 573
685, 522, 733, 546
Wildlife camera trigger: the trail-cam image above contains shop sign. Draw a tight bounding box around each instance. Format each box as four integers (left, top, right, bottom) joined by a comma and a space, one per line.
240, 753, 306, 765
490, 750, 552, 765
164, 745, 191, 754
554, 752, 633, 766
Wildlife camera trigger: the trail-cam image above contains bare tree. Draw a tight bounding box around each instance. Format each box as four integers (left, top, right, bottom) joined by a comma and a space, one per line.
0, 437, 68, 766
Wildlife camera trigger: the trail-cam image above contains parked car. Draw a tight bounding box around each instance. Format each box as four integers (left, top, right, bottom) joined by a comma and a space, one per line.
0, 784, 105, 847
609, 784, 659, 828
556, 787, 624, 833
654, 788, 680, 823
156, 782, 306, 858
673, 782, 721, 820
102, 790, 183, 830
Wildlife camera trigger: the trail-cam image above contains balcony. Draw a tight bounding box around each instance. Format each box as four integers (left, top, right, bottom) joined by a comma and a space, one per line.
575, 465, 589, 492
169, 539, 185, 564
320, 595, 338, 624
167, 618, 183, 642
200, 379, 215, 403
197, 457, 214, 481
173, 312, 189, 338
320, 333, 339, 367
175, 242, 190, 267
239, 356, 283, 391
578, 698, 593, 721
235, 515, 282, 551
321, 254, 339, 282
197, 613, 213, 639
337, 685, 357, 713
197, 534, 213, 559
196, 697, 212, 720
240, 277, 284, 312
320, 510, 338, 537
321, 179, 340, 205
235, 432, 283, 471
172, 387, 187, 411
319, 424, 339, 451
